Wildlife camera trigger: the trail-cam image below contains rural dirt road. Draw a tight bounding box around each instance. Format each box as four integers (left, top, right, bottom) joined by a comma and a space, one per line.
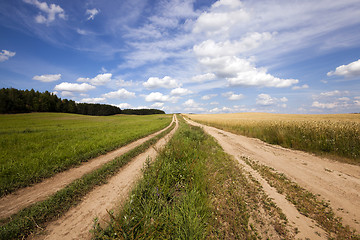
185, 117, 360, 239
30, 114, 178, 240
0, 118, 174, 220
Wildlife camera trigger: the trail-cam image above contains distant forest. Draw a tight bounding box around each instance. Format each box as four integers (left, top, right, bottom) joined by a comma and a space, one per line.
0, 88, 165, 116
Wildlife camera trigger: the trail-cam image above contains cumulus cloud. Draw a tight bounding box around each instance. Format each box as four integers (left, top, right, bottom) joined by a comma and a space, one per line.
193, 0, 249, 36
183, 99, 198, 107
256, 93, 287, 107
0, 50, 16, 62
194, 32, 273, 58
143, 76, 180, 89
117, 103, 132, 109
24, 0, 66, 24
202, 94, 217, 100
81, 97, 106, 103
191, 73, 216, 82
54, 82, 95, 92
319, 90, 349, 97
77, 73, 112, 86
209, 106, 233, 113
292, 84, 309, 90
86, 8, 99, 20
311, 101, 337, 109
33, 74, 61, 82
327, 59, 360, 77
170, 87, 192, 96
102, 89, 135, 99
198, 55, 298, 87
222, 91, 244, 100
183, 99, 206, 112
145, 92, 176, 102
151, 102, 165, 108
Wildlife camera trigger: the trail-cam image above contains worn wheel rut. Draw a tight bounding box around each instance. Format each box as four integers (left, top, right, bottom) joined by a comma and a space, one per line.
30, 115, 178, 240
185, 117, 359, 239
0, 118, 175, 220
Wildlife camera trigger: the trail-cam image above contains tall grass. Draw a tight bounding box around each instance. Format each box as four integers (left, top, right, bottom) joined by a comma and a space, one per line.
185, 113, 360, 164
0, 113, 172, 196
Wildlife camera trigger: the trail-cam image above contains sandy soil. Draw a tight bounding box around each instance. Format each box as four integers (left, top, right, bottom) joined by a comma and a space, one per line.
185, 117, 360, 239
30, 115, 178, 240
0, 118, 174, 220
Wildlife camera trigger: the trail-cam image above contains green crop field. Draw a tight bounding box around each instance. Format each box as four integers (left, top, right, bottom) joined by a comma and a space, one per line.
0, 112, 172, 196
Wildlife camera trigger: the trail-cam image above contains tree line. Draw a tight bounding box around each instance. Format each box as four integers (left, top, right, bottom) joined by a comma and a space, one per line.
0, 88, 164, 116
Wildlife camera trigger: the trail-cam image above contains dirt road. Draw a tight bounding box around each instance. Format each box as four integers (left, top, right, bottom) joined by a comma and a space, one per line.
0, 118, 174, 220
31, 115, 178, 240
185, 117, 360, 238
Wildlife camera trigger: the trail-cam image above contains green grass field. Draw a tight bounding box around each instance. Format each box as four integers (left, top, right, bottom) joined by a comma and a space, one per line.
0, 113, 172, 196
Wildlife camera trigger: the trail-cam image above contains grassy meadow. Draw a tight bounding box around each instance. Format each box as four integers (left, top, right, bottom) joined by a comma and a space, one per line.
185, 113, 360, 164
0, 112, 172, 196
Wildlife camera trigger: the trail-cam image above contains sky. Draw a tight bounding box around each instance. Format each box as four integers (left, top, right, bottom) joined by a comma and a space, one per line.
0, 0, 360, 114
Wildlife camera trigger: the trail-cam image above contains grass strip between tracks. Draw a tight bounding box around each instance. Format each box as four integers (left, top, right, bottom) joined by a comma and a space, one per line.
93, 115, 290, 239
0, 121, 176, 240
244, 157, 360, 240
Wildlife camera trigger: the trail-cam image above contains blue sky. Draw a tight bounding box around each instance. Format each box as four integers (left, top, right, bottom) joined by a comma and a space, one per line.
1, 0, 360, 114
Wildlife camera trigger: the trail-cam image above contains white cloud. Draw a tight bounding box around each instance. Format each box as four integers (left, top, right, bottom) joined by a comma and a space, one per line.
183, 99, 206, 112
102, 88, 135, 99
114, 78, 133, 87
77, 73, 112, 86
209, 106, 233, 113
354, 100, 360, 106
76, 29, 89, 35
117, 103, 132, 109
86, 8, 99, 20
256, 93, 287, 106
327, 59, 360, 77
183, 99, 197, 107
81, 97, 106, 103
33, 74, 61, 82
0, 50, 16, 62
292, 84, 309, 90
199, 55, 298, 88
170, 87, 192, 96
256, 93, 276, 106
143, 76, 180, 89
193, 0, 249, 36
193, 32, 273, 58
24, 0, 66, 24
54, 82, 95, 92
145, 92, 176, 102
320, 90, 349, 97
151, 102, 165, 108
191, 73, 216, 82
311, 101, 337, 109
59, 91, 74, 97
222, 91, 244, 100
339, 97, 350, 101
202, 94, 218, 100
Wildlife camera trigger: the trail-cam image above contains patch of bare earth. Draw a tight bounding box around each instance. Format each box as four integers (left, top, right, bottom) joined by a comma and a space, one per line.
185, 117, 359, 239
0, 119, 174, 220
29, 115, 178, 240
